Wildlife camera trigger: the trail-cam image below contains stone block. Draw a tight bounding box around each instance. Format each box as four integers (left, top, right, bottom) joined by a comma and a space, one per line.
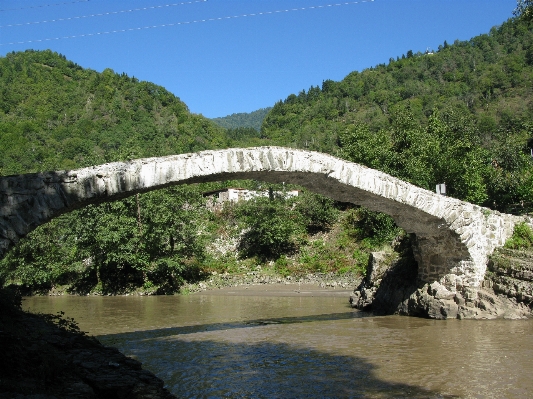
430, 282, 455, 300
454, 293, 466, 306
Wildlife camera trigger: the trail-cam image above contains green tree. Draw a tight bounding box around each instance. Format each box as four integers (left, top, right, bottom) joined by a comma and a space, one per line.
74, 199, 146, 293
339, 123, 393, 172
295, 192, 339, 234
0, 217, 78, 289
140, 186, 208, 288
343, 207, 400, 247
237, 196, 304, 260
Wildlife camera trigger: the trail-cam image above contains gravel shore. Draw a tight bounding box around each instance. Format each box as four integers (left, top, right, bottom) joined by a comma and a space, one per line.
181, 271, 363, 295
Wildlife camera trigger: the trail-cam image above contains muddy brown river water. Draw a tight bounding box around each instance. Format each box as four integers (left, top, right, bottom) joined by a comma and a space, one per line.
23, 285, 533, 398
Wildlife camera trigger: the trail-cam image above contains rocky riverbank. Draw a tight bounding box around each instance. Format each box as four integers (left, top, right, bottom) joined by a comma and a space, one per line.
26, 270, 363, 297
350, 243, 533, 320
0, 289, 175, 398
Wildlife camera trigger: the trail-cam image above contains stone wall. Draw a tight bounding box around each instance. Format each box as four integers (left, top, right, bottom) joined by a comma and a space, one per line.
0, 147, 526, 290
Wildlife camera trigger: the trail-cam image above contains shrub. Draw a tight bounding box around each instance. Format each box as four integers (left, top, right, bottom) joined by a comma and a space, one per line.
504, 222, 533, 249
343, 207, 400, 248
295, 192, 338, 233
237, 197, 304, 260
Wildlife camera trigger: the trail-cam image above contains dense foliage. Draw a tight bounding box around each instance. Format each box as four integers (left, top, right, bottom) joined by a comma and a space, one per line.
261, 16, 533, 212
1, 186, 210, 293
504, 222, 533, 249
0, 49, 227, 292
224, 126, 264, 147
0, 49, 227, 175
0, 183, 357, 293
236, 190, 339, 260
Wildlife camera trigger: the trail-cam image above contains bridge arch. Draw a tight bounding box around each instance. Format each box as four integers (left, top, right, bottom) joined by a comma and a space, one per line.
0, 147, 521, 290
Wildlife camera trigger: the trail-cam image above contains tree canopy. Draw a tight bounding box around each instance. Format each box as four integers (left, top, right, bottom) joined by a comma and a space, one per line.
0, 49, 227, 175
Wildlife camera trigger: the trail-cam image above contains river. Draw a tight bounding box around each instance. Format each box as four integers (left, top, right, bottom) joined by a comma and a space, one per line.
23, 284, 533, 398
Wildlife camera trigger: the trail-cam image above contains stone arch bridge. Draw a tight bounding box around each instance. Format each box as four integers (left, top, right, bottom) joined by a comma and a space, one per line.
0, 147, 523, 291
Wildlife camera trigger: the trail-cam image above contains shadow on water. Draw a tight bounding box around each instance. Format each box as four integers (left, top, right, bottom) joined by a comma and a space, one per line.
97, 313, 457, 399
99, 310, 367, 339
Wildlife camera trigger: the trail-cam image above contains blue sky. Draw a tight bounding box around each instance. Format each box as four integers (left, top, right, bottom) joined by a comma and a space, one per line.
0, 0, 518, 118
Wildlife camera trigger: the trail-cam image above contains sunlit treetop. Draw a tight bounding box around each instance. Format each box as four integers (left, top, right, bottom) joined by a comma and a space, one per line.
514, 0, 533, 21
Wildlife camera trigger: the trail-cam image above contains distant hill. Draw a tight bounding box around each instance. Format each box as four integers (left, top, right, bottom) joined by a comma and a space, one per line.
211, 107, 272, 131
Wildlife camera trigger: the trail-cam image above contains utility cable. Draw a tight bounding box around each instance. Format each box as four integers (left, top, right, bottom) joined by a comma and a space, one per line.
0, 0, 90, 12
0, 0, 208, 28
0, 0, 375, 46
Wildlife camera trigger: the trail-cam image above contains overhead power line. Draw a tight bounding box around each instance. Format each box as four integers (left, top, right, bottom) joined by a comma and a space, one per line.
0, 0, 90, 12
0, 0, 375, 46
0, 0, 208, 28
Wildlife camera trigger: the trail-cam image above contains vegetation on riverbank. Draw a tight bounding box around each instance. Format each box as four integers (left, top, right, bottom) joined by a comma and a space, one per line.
2, 181, 390, 295
504, 221, 533, 249
485, 226, 533, 311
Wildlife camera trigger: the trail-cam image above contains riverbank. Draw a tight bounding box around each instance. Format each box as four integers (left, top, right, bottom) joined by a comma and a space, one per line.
0, 289, 176, 398
181, 270, 362, 295
195, 282, 354, 297
21, 270, 363, 297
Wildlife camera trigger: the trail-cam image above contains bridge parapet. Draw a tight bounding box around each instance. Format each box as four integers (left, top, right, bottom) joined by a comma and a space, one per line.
0, 147, 525, 290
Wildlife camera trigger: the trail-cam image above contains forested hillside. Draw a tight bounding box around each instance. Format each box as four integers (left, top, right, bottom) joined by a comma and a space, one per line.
211, 107, 271, 131
211, 107, 272, 148
0, 49, 232, 293
0, 50, 354, 294
262, 16, 533, 212
0, 50, 227, 175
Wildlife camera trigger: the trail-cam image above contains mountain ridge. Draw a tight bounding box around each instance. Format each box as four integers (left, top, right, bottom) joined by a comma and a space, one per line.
211, 107, 272, 131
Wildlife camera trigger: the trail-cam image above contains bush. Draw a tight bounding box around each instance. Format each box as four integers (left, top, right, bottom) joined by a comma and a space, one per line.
343, 207, 400, 247
237, 197, 304, 260
504, 222, 533, 249
352, 249, 370, 276
295, 192, 339, 233
274, 256, 291, 277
